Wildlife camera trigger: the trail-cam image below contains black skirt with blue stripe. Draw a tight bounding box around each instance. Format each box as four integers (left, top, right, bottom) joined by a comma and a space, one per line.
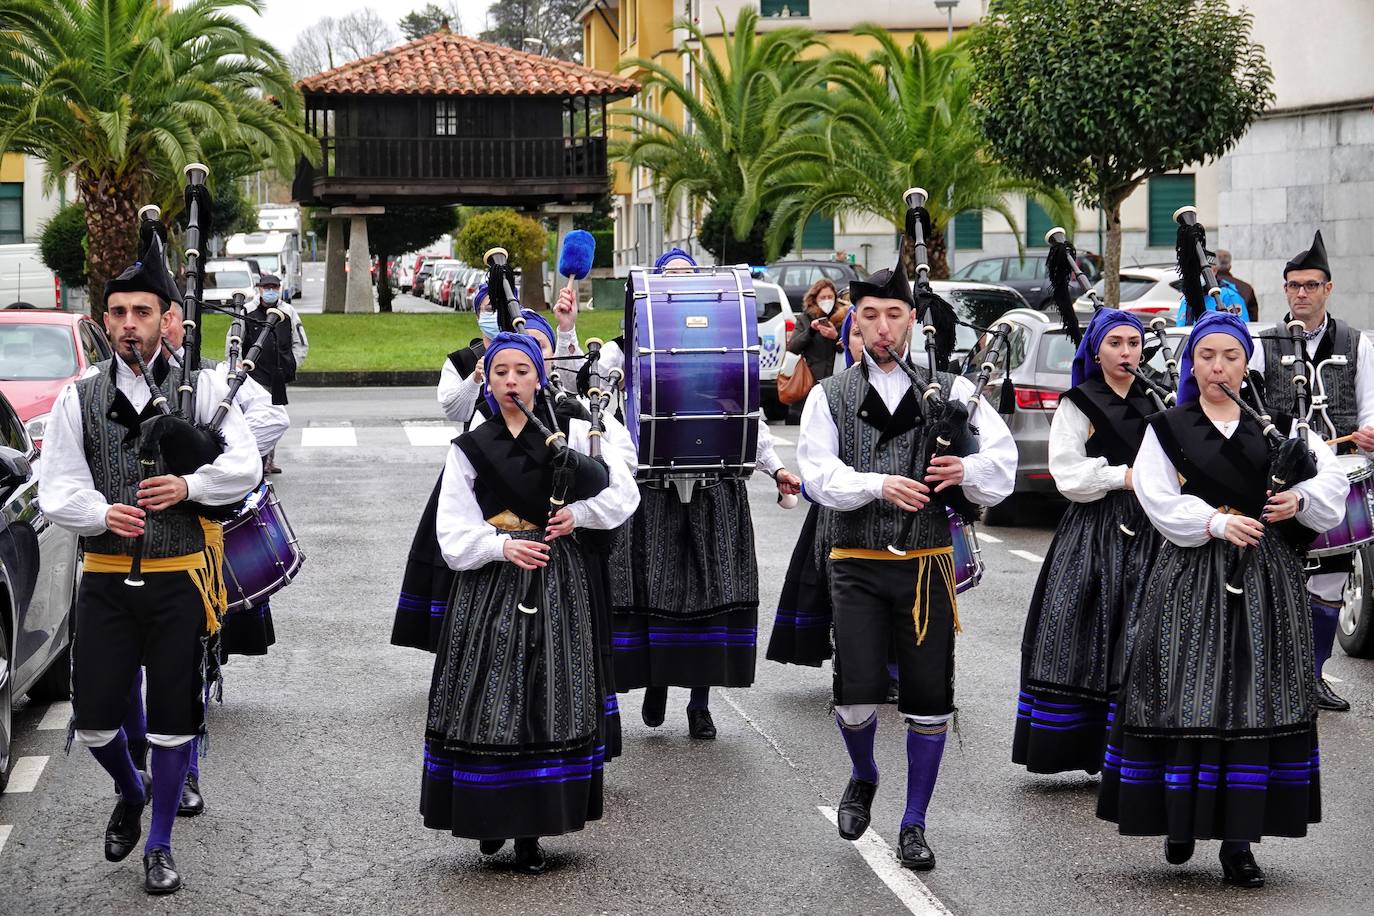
765, 503, 833, 668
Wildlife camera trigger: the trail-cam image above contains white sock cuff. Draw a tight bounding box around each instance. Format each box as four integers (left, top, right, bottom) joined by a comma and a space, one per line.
834, 704, 879, 727
74, 729, 119, 748
147, 733, 196, 749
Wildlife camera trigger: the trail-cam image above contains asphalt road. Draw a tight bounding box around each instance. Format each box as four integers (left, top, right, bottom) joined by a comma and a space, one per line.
3, 388, 1374, 915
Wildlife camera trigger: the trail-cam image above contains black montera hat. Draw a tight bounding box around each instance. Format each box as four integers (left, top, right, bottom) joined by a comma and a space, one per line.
1284, 230, 1331, 279
848, 258, 915, 308
103, 233, 183, 308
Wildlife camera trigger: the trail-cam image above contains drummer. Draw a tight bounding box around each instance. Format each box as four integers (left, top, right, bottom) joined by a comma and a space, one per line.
1249, 231, 1374, 712
553, 248, 802, 739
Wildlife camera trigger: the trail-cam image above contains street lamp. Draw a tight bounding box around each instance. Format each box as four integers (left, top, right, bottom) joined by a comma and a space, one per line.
934, 1, 960, 271
934, 0, 959, 41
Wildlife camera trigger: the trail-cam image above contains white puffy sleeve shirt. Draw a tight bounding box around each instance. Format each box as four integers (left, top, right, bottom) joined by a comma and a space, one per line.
1048, 396, 1130, 503
436, 357, 483, 426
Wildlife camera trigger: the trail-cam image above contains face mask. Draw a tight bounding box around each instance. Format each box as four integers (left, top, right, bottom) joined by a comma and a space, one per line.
261, 290, 280, 304
477, 311, 500, 338
817, 297, 836, 316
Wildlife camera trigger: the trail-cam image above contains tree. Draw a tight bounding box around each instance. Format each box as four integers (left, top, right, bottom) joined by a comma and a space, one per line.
398, 3, 464, 41
479, 1, 584, 61
969, 0, 1273, 304
699, 195, 792, 267
613, 8, 825, 266
365, 206, 459, 312
455, 210, 549, 309
39, 202, 88, 289
760, 27, 1073, 278
287, 9, 399, 79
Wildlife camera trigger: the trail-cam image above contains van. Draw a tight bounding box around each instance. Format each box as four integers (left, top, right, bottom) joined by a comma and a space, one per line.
225, 231, 302, 298
0, 244, 62, 309
202, 259, 258, 309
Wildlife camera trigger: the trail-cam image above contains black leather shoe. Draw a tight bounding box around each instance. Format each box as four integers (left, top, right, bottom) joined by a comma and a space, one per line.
1316, 678, 1351, 712
512, 838, 546, 875
104, 796, 146, 862
143, 848, 182, 894
836, 777, 878, 840
1165, 839, 1195, 865
641, 687, 667, 728
1220, 849, 1265, 888
479, 839, 506, 855
898, 825, 936, 871
687, 707, 716, 739
177, 773, 204, 817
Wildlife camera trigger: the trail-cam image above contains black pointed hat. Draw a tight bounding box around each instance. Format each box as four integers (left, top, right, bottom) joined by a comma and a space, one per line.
1284, 230, 1331, 279
848, 257, 915, 309
103, 233, 183, 308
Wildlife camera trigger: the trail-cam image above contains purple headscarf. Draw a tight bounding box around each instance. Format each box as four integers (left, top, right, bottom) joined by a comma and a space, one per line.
841, 309, 858, 368
519, 308, 556, 351
1176, 311, 1253, 405
482, 332, 548, 416
1069, 308, 1145, 388
472, 283, 489, 311
653, 248, 697, 271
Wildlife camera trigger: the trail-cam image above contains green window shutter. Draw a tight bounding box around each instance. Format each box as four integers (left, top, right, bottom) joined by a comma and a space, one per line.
761, 0, 810, 16
801, 212, 834, 250
0, 182, 22, 244
954, 210, 982, 250
1148, 175, 1195, 247
1025, 199, 1053, 248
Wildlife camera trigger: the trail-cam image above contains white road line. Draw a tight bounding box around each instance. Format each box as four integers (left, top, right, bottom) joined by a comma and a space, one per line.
1324, 674, 1344, 684
300, 426, 358, 448
717, 688, 800, 771
402, 424, 458, 447
770, 435, 796, 446
977, 532, 1002, 543
0, 825, 10, 856
36, 701, 71, 731
1, 756, 49, 794
1008, 549, 1044, 563
818, 807, 954, 916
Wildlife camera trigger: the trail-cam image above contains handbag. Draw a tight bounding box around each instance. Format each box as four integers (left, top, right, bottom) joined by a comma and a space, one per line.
777, 351, 815, 405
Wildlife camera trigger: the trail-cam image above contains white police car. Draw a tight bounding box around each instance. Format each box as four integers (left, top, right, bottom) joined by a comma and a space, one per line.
754, 279, 794, 421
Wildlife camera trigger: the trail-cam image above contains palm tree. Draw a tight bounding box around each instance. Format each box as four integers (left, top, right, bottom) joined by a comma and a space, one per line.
761, 27, 1074, 277
612, 7, 826, 263
0, 0, 315, 315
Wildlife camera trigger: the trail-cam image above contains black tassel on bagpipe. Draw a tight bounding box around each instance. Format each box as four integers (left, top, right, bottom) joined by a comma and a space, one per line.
1174, 206, 1221, 326
1044, 231, 1085, 346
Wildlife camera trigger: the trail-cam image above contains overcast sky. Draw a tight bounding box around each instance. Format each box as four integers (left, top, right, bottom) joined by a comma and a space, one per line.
184, 0, 495, 50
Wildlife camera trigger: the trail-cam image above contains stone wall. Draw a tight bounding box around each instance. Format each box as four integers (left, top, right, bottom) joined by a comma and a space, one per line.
1217, 107, 1374, 327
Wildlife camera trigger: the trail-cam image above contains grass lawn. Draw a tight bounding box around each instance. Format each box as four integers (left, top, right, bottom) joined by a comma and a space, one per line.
198, 309, 627, 373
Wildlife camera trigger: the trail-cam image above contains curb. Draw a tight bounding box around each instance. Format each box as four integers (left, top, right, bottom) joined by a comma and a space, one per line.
294, 370, 441, 387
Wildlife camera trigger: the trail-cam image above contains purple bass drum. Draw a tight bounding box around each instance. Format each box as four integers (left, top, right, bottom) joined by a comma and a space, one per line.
1308, 454, 1374, 558
222, 482, 305, 612
622, 266, 760, 478
949, 508, 984, 594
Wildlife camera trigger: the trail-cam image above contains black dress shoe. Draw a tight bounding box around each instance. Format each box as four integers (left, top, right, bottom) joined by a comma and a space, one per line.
1220, 849, 1265, 888
144, 848, 182, 894
641, 687, 667, 728
1165, 839, 1195, 865
687, 707, 716, 739
898, 825, 936, 871
479, 839, 506, 855
178, 773, 204, 817
512, 838, 546, 875
104, 795, 146, 862
1316, 678, 1351, 712
836, 777, 878, 840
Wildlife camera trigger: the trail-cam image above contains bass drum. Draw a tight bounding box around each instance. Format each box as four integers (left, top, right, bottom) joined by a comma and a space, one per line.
622, 266, 760, 479
223, 482, 305, 612
948, 508, 984, 594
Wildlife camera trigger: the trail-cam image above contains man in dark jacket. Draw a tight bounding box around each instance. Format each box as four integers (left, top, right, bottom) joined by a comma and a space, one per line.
229, 274, 296, 473
1215, 249, 1259, 320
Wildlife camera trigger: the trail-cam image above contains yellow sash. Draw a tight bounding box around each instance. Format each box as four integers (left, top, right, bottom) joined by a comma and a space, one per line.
83, 517, 228, 634
829, 545, 961, 644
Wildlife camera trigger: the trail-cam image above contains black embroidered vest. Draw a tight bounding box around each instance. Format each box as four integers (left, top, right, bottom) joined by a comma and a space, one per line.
1259, 317, 1360, 438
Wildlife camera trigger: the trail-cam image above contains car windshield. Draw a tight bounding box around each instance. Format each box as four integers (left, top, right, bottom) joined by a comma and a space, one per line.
1094, 276, 1159, 302
945, 288, 1024, 339
253, 255, 279, 273
0, 323, 78, 380
1037, 330, 1078, 375
205, 270, 251, 290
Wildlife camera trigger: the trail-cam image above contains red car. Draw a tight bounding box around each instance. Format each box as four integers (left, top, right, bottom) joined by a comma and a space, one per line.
0, 310, 113, 449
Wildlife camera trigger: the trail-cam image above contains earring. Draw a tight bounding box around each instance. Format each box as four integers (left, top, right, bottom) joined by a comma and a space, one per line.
1093, 356, 1101, 364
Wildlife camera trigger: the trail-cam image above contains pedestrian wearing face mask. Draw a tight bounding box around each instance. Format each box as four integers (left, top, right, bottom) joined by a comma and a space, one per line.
784, 279, 849, 423
226, 274, 297, 473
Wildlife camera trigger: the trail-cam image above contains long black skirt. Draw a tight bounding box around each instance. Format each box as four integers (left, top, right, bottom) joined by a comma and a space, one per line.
610, 480, 759, 690
1096, 532, 1321, 840
392, 472, 453, 652
766, 503, 833, 668
218, 599, 276, 657
1013, 491, 1160, 774
422, 532, 604, 840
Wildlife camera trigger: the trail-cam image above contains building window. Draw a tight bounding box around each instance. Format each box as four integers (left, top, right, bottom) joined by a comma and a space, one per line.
0, 183, 21, 244
954, 210, 982, 250
1025, 199, 1053, 248
801, 213, 834, 250
1148, 174, 1195, 247
761, 0, 809, 16
435, 100, 460, 137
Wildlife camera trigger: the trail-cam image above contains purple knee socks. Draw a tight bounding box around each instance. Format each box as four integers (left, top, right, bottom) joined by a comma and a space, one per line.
146, 743, 193, 854
1311, 598, 1340, 677
123, 669, 148, 771
89, 731, 145, 804
836, 712, 879, 784
902, 724, 948, 829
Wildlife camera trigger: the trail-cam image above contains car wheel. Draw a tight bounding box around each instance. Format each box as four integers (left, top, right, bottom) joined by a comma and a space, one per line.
983, 494, 1024, 528
1, 625, 13, 794
1338, 545, 1374, 659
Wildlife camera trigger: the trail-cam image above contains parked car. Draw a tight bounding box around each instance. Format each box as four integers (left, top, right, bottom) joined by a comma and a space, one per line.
426, 261, 462, 301
202, 259, 259, 310
927, 280, 1030, 372
1075, 266, 1187, 319
0, 244, 64, 310
755, 279, 795, 422
953, 253, 1102, 311
456, 267, 484, 311
437, 267, 465, 309
0, 388, 80, 792
0, 310, 113, 448
766, 260, 869, 313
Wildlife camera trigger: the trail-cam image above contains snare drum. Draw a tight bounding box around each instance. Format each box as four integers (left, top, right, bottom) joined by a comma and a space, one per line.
1308, 454, 1374, 557
622, 266, 760, 478
222, 483, 305, 612
949, 508, 984, 594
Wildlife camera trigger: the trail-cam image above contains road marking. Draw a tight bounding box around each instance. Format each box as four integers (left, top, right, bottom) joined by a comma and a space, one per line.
1324, 674, 1344, 684
0, 825, 10, 856
402, 423, 458, 447
977, 532, 1002, 543
818, 807, 954, 916
2, 756, 49, 794
36, 701, 71, 731
1008, 549, 1044, 563
717, 688, 799, 771
770, 435, 796, 446
301, 426, 357, 448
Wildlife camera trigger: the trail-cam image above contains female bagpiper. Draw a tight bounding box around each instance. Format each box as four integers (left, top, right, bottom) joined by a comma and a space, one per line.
1013, 308, 1163, 775
1097, 312, 1347, 888
421, 332, 639, 874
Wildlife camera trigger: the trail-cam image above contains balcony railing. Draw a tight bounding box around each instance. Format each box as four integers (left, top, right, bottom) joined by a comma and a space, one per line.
314, 135, 608, 183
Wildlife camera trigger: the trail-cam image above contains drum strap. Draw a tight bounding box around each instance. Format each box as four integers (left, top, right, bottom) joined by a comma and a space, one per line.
84, 518, 225, 636
828, 546, 960, 643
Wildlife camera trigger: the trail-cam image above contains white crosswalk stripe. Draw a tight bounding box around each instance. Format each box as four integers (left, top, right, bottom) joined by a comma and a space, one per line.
301, 426, 358, 447
0, 825, 11, 856
978, 532, 1003, 543
1, 756, 49, 794
402, 423, 458, 447
1008, 549, 1044, 563
36, 701, 71, 731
